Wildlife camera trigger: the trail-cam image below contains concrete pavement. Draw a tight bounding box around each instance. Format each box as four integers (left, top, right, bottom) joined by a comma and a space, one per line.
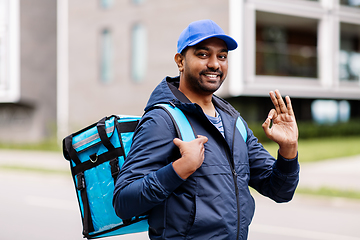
1, 149, 360, 240
0, 149, 360, 192
299, 154, 360, 191
0, 149, 68, 172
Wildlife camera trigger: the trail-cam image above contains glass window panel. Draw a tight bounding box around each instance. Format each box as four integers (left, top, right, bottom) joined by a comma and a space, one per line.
131, 23, 147, 82
0, 0, 7, 89
132, 0, 145, 5
0, 33, 6, 89
340, 0, 360, 8
100, 0, 114, 9
255, 11, 318, 78
311, 100, 351, 124
100, 28, 113, 83
339, 22, 360, 82
0, 0, 19, 101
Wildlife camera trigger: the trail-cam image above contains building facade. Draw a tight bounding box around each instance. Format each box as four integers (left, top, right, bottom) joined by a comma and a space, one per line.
224, 0, 360, 122
0, 0, 57, 143
0, 0, 359, 143
58, 0, 234, 138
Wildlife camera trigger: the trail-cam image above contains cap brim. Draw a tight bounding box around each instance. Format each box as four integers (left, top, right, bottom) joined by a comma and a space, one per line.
187, 34, 238, 51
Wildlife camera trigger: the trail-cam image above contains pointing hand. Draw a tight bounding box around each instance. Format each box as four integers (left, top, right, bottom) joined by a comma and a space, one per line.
172, 135, 208, 179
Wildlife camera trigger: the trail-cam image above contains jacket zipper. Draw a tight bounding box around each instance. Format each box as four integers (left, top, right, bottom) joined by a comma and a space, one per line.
231, 121, 241, 240
221, 122, 241, 240
197, 107, 241, 239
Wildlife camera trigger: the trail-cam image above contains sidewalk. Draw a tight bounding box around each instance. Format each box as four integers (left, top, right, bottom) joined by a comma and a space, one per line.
0, 149, 360, 191
0, 149, 69, 172
299, 154, 360, 191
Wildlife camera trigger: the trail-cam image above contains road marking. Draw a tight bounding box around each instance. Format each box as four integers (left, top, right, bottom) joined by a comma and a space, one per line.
25, 195, 78, 211
251, 224, 360, 240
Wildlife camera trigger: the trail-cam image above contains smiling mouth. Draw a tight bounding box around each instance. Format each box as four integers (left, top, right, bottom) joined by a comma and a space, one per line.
200, 69, 223, 80
204, 73, 219, 79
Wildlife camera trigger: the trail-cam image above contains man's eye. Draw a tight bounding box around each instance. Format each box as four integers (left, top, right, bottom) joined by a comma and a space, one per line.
219, 55, 227, 59
197, 52, 208, 57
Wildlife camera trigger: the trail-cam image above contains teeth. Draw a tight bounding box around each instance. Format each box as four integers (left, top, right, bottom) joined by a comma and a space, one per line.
205, 74, 218, 78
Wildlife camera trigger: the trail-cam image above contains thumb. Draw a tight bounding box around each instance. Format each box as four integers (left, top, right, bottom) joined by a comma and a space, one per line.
262, 109, 275, 135
173, 138, 183, 147
196, 135, 208, 144
262, 117, 271, 136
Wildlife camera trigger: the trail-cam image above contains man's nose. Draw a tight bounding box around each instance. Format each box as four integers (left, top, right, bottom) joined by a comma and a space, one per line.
207, 55, 220, 70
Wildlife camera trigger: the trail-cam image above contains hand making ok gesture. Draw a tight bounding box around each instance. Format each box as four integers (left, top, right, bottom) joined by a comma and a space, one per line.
262, 89, 298, 159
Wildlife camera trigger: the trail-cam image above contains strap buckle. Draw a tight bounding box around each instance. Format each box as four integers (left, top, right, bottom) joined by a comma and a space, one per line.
109, 158, 120, 178
76, 172, 85, 191
89, 153, 98, 163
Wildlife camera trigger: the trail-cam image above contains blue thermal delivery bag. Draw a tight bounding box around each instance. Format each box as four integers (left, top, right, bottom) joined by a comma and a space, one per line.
63, 114, 147, 239
62, 104, 197, 239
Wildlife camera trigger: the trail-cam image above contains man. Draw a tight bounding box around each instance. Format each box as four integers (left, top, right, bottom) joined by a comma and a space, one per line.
113, 19, 299, 240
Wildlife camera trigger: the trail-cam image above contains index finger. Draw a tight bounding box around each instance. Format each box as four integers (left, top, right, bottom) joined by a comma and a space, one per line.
273, 89, 287, 113
269, 91, 280, 113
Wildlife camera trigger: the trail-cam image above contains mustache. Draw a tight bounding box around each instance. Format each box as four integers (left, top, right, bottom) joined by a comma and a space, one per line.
199, 69, 223, 78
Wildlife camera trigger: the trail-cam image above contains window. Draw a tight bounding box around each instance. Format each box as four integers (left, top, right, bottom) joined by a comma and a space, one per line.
132, 0, 145, 5
100, 0, 114, 9
339, 22, 360, 82
0, 0, 19, 102
100, 28, 113, 83
0, 0, 7, 90
256, 11, 318, 78
228, 0, 360, 99
131, 23, 147, 82
311, 100, 350, 124
340, 0, 360, 7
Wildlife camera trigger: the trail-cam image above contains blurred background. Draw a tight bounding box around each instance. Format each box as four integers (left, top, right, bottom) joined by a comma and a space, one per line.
0, 0, 359, 144
0, 0, 360, 239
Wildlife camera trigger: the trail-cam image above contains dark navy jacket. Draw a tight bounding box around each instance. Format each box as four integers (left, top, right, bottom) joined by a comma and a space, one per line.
113, 76, 299, 240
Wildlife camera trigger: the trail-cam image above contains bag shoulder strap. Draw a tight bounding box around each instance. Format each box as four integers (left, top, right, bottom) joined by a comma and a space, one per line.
151, 103, 247, 143
236, 117, 247, 142
153, 103, 196, 142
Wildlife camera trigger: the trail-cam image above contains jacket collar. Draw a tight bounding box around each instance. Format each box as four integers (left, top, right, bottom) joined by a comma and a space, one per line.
168, 77, 239, 118
145, 76, 239, 119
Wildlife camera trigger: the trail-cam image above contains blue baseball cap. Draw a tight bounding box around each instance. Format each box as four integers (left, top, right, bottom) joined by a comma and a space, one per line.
177, 19, 238, 54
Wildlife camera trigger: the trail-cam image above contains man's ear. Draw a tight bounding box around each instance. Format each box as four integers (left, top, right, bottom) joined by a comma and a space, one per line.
174, 53, 185, 72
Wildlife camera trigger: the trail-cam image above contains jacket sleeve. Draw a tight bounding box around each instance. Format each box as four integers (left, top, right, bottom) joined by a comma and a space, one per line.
113, 109, 185, 220
246, 124, 300, 203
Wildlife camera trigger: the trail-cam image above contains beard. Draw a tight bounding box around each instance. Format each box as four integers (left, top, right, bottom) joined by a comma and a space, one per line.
185, 68, 226, 94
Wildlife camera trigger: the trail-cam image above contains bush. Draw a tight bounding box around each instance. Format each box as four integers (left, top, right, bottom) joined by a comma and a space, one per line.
248, 118, 360, 143
0, 138, 61, 152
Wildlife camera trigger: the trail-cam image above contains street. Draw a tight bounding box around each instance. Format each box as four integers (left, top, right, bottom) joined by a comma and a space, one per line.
0, 169, 359, 240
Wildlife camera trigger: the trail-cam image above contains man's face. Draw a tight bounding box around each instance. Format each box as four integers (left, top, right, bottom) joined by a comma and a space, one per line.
180, 37, 228, 95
